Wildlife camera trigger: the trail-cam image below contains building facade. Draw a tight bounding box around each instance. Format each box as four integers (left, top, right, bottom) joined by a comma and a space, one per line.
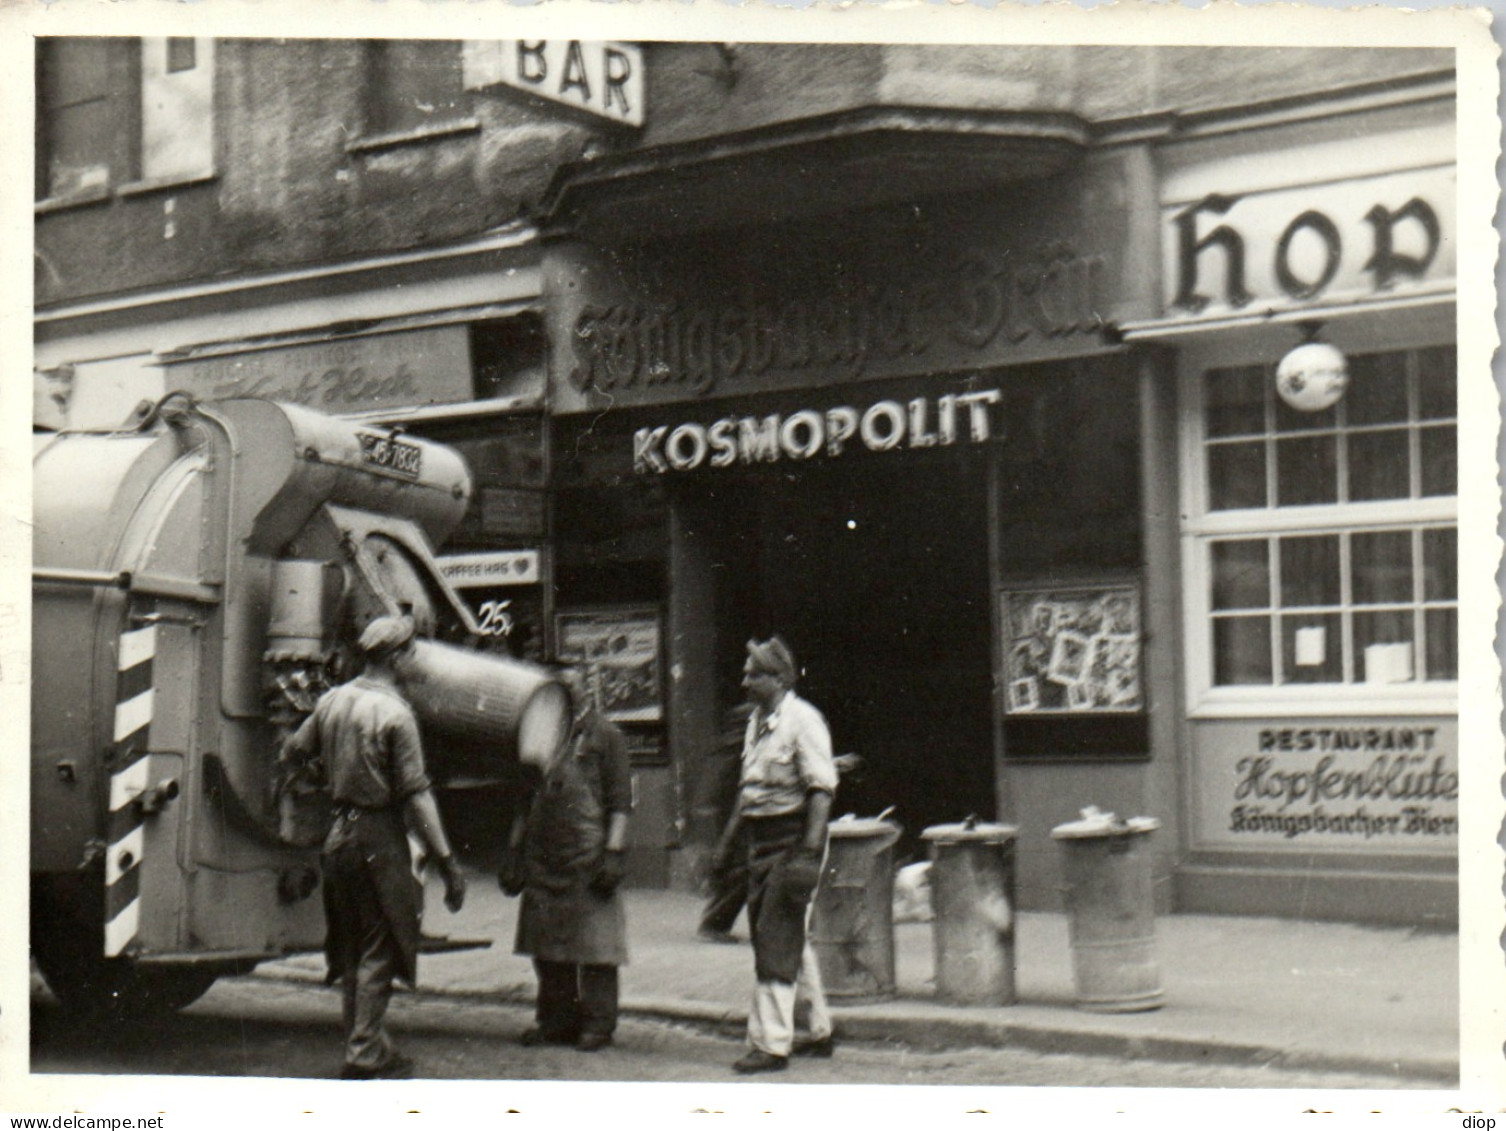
33, 39, 1459, 920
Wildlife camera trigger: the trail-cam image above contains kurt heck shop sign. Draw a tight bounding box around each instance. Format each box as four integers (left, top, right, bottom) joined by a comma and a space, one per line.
1195, 719, 1458, 853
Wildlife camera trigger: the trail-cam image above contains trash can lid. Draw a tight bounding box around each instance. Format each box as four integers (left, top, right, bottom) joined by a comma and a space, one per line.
827, 816, 902, 840
921, 820, 1019, 844
1050, 806, 1160, 839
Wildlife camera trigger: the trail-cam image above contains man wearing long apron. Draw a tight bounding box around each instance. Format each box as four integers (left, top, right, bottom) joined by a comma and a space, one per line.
502, 667, 633, 1052
714, 636, 839, 1074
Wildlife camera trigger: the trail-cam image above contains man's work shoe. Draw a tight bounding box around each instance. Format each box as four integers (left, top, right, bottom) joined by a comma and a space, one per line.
339, 1053, 414, 1080
576, 1031, 613, 1052
697, 927, 739, 945
792, 1035, 835, 1058
732, 1049, 788, 1075
520, 1027, 578, 1047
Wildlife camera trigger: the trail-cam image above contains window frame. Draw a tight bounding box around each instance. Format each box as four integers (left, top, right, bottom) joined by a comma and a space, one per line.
35, 36, 217, 210
349, 39, 478, 153
1180, 339, 1459, 718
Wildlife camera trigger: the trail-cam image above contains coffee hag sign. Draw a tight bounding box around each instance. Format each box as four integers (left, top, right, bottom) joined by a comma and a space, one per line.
1163, 166, 1454, 318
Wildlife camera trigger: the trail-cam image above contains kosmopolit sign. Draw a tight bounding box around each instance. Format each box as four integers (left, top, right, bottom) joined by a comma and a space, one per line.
632, 389, 1002, 474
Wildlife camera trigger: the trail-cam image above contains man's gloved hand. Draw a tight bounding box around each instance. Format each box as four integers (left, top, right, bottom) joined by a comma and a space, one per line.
440, 856, 468, 913
781, 848, 823, 905
590, 849, 627, 898
497, 849, 525, 897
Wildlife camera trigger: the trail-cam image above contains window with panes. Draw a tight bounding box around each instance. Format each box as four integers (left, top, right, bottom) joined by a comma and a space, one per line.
1195, 346, 1457, 693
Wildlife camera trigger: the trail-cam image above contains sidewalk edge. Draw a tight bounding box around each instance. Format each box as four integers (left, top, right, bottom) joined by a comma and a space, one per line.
251, 968, 1458, 1085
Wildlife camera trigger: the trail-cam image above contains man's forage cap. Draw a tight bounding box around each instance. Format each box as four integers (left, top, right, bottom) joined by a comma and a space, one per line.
746, 635, 797, 683
359, 614, 416, 657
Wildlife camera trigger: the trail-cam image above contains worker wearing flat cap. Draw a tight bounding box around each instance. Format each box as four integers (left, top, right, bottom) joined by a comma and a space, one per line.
283, 614, 467, 1079
712, 636, 839, 1074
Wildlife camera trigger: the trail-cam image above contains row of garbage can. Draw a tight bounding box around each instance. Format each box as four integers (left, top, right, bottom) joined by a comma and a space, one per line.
810, 810, 1162, 1013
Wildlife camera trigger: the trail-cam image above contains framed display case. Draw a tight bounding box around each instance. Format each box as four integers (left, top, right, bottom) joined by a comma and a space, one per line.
1001, 581, 1143, 715
555, 605, 664, 723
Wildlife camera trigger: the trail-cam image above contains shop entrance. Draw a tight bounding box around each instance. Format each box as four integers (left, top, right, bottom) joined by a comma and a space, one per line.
691, 447, 996, 856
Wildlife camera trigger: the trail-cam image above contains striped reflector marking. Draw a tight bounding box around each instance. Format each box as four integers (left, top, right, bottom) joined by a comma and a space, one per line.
104, 620, 155, 958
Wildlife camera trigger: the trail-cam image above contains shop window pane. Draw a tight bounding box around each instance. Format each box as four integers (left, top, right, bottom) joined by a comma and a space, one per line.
1274, 397, 1338, 434
1205, 366, 1266, 437
1422, 527, 1457, 602
1275, 435, 1337, 506
1419, 425, 1456, 496
1354, 611, 1415, 684
1416, 347, 1457, 420
1279, 534, 1340, 608
1214, 615, 1272, 685
1344, 352, 1409, 425
1347, 429, 1410, 501
1212, 540, 1269, 609
1280, 613, 1343, 683
1425, 608, 1458, 680
1208, 441, 1266, 510
1352, 530, 1413, 605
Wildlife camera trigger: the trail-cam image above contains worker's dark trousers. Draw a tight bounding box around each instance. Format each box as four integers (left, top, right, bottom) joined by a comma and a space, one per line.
534, 959, 619, 1039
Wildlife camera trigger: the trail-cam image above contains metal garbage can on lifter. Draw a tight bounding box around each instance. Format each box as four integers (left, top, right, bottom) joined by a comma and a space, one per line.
921, 818, 1019, 1006
1051, 807, 1163, 1013
810, 816, 903, 1001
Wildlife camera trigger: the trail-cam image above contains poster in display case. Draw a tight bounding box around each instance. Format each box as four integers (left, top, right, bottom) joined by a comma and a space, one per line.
1002, 582, 1143, 714
555, 605, 664, 723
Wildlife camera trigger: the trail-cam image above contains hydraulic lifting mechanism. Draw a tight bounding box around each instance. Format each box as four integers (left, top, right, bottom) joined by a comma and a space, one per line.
32, 394, 570, 1017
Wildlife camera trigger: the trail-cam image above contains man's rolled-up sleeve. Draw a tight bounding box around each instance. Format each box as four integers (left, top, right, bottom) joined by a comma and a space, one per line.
387, 710, 432, 802
793, 704, 839, 795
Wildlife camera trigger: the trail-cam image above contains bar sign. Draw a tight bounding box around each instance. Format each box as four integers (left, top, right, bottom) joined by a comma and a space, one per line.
463, 41, 644, 127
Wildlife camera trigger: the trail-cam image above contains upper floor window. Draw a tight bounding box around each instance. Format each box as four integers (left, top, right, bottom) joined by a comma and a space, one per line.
1186, 345, 1457, 709
364, 40, 466, 137
36, 36, 215, 203
141, 37, 215, 183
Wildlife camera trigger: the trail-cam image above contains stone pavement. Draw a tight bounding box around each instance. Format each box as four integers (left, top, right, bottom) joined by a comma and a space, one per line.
254, 868, 1459, 1084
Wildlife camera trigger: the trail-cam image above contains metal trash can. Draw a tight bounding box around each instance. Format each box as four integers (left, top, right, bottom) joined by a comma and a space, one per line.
921, 818, 1019, 1006
811, 817, 902, 1001
1051, 807, 1163, 1013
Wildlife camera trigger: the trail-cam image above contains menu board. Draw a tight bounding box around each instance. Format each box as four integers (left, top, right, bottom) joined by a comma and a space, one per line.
1002, 584, 1142, 714
555, 606, 663, 722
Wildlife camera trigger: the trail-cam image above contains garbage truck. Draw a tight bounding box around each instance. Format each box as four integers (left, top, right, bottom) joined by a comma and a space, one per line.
31, 394, 571, 1017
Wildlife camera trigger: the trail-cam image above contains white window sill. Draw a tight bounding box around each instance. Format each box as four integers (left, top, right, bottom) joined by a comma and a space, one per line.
36, 172, 219, 215
346, 118, 481, 155
34, 186, 112, 215
1188, 685, 1458, 719
118, 171, 218, 197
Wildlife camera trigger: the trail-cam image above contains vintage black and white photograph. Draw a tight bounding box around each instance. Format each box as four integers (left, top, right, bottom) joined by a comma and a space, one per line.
4, 2, 1502, 1120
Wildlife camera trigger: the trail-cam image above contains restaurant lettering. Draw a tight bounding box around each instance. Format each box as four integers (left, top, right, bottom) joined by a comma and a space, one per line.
633, 390, 1002, 475
572, 248, 1102, 398
1193, 718, 1456, 853
1228, 727, 1456, 843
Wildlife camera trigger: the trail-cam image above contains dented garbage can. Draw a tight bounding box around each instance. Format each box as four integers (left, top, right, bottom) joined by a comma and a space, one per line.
1052, 809, 1163, 1013
921, 819, 1019, 1006
811, 817, 903, 1001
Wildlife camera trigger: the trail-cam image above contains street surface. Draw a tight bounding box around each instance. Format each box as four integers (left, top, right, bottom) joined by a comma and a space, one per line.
30, 976, 1421, 1090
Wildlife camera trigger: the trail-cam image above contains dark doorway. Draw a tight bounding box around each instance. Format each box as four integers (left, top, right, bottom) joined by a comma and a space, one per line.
695, 448, 996, 858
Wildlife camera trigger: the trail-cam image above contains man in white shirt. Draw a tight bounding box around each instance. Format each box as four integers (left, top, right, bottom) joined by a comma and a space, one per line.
712, 636, 839, 1074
